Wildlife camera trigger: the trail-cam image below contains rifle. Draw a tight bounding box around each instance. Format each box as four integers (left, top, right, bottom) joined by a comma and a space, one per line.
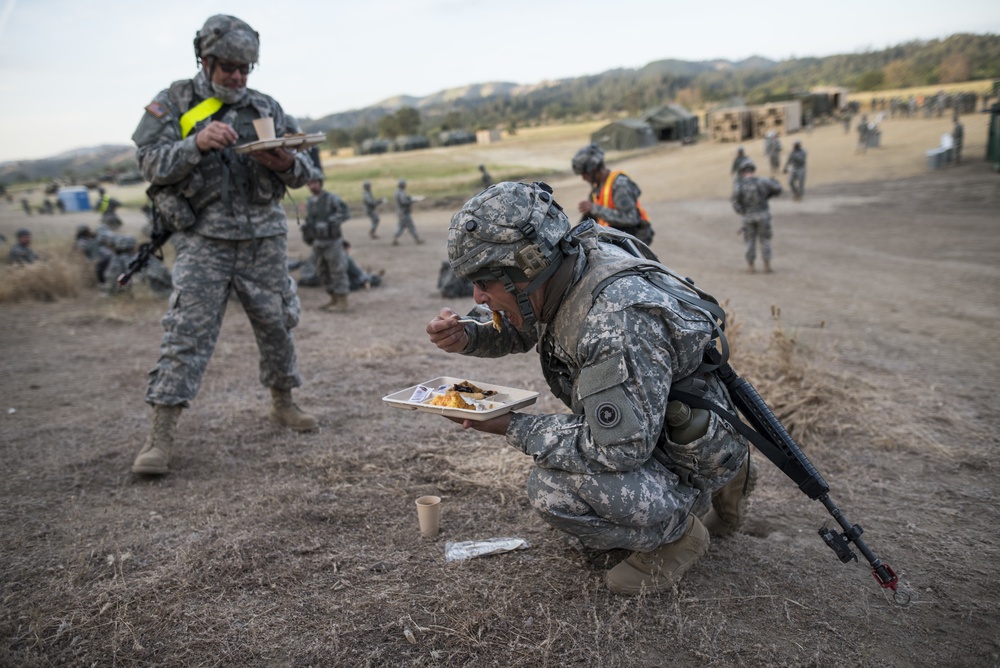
671, 344, 905, 602
117, 228, 172, 287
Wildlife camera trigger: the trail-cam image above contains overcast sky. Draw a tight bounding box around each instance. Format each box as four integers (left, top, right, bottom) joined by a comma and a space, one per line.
0, 0, 997, 162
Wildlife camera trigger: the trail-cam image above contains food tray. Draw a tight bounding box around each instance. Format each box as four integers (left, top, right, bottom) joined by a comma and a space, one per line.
382, 376, 539, 421
233, 132, 326, 154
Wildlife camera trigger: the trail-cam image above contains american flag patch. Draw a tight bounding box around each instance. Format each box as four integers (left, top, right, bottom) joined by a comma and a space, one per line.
145, 102, 167, 118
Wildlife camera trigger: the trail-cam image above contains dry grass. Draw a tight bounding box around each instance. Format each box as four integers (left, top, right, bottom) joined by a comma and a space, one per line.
0, 254, 89, 303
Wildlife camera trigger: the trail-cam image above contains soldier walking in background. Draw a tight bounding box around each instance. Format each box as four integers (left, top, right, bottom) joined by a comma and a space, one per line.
732, 159, 782, 273
783, 141, 807, 201
392, 179, 424, 245
764, 132, 782, 177
856, 115, 870, 154
571, 143, 653, 245
730, 147, 746, 180
129, 14, 317, 476
362, 181, 384, 239
304, 171, 352, 312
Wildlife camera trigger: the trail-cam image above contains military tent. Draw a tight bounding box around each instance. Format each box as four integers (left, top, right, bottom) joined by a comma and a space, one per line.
590, 119, 657, 151
642, 104, 698, 142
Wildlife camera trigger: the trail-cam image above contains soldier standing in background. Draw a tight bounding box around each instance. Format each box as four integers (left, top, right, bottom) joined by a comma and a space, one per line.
571, 143, 654, 245
730, 147, 746, 180
304, 171, 352, 312
952, 118, 964, 164
783, 141, 807, 201
392, 179, 424, 245
732, 159, 782, 274
129, 14, 317, 476
856, 115, 870, 154
764, 132, 782, 177
362, 181, 384, 239
95, 188, 123, 229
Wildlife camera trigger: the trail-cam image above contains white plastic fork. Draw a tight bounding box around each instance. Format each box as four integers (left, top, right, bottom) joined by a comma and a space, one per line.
456, 305, 497, 327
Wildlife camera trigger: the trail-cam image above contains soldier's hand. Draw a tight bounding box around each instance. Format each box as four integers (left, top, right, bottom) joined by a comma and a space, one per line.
251, 147, 295, 172
578, 200, 593, 215
427, 307, 469, 353
446, 412, 512, 435
195, 121, 238, 152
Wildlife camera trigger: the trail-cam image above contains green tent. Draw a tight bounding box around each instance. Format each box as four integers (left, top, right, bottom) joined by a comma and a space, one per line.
641, 104, 698, 142
590, 119, 657, 151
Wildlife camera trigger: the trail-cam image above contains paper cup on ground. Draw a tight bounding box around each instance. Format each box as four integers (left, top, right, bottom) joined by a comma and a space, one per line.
415, 495, 441, 537
252, 117, 276, 140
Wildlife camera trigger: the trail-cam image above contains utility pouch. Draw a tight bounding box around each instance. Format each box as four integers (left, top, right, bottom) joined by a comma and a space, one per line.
148, 185, 197, 233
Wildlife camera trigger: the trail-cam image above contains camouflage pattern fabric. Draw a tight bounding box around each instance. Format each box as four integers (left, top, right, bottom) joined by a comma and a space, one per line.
394, 187, 419, 241
347, 256, 381, 291
457, 241, 748, 552
133, 69, 309, 408
132, 70, 313, 239
587, 173, 653, 245
362, 187, 381, 235
732, 175, 782, 264
145, 233, 301, 406
7, 243, 38, 265
785, 147, 807, 198
305, 190, 350, 296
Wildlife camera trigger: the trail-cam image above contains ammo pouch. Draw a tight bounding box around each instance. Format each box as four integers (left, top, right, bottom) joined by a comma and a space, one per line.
147, 184, 197, 233
313, 222, 330, 240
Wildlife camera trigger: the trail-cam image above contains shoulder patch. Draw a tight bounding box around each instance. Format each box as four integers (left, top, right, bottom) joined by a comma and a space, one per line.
145, 102, 168, 118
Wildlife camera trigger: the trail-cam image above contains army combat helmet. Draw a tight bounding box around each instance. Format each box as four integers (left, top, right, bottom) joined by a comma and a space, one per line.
448, 181, 570, 327
194, 15, 260, 66
571, 143, 605, 177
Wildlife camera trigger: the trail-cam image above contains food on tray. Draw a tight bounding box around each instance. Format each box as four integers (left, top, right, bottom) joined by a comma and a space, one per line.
492, 310, 503, 332
428, 390, 474, 409
451, 381, 497, 400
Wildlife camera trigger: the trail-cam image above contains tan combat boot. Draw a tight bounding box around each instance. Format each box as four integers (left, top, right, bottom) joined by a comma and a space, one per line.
702, 456, 758, 537
747, 262, 756, 274
605, 515, 710, 595
132, 404, 182, 475
328, 294, 348, 312
764, 260, 773, 273
269, 388, 318, 431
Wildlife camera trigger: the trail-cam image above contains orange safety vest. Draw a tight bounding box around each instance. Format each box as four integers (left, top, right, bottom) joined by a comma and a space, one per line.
590, 170, 650, 227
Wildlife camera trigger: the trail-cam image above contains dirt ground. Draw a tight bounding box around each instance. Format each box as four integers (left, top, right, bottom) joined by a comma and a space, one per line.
1, 111, 999, 667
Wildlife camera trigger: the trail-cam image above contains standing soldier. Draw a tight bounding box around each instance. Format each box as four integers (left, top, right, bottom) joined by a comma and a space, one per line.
571, 143, 653, 245
732, 159, 782, 274
764, 132, 782, 177
782, 141, 807, 201
392, 179, 424, 245
362, 181, 384, 239
730, 147, 746, 180
129, 14, 317, 476
952, 118, 964, 164
856, 115, 870, 154
304, 171, 352, 312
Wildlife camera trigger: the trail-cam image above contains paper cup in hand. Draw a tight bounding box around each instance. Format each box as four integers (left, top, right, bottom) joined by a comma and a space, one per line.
415, 496, 441, 537
253, 117, 276, 141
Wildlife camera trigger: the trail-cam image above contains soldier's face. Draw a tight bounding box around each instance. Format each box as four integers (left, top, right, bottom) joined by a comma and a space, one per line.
210, 58, 250, 90
308, 180, 322, 195
473, 279, 543, 329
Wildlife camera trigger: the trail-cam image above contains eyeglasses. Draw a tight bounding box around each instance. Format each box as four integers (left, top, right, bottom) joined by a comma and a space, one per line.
216, 61, 252, 75
473, 279, 491, 292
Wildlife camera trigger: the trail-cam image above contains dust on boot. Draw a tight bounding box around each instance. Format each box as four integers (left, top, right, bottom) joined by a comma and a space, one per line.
605, 515, 710, 595
269, 388, 318, 431
132, 404, 182, 475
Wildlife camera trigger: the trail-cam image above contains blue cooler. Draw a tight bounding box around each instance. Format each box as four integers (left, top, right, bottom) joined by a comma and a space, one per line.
58, 186, 91, 212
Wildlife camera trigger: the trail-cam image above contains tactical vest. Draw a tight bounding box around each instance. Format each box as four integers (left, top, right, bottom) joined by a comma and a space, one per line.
539, 224, 727, 410
591, 171, 653, 243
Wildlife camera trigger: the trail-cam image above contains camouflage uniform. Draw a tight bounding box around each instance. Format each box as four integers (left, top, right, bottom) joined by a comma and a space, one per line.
450, 186, 748, 553
764, 134, 782, 175
393, 182, 421, 243
783, 145, 807, 199
586, 172, 653, 245
732, 171, 782, 266
97, 194, 124, 229
362, 185, 381, 238
305, 189, 351, 297
7, 240, 38, 265
132, 68, 311, 407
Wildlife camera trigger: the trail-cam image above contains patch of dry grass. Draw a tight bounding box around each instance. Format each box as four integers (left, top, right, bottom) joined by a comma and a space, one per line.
0, 254, 89, 303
